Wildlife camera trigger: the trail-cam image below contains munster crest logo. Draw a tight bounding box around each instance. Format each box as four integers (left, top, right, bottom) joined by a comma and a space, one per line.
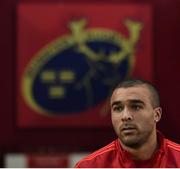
21, 19, 143, 115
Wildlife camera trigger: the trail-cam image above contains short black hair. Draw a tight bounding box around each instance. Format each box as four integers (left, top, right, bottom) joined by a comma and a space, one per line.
113, 79, 160, 108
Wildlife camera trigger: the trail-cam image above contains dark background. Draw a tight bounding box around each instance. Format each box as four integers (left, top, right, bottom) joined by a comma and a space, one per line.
0, 0, 180, 166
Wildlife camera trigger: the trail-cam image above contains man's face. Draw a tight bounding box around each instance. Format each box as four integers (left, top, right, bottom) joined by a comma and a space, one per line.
111, 85, 161, 148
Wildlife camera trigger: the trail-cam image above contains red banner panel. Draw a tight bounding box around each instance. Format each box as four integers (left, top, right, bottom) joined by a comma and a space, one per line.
17, 3, 153, 128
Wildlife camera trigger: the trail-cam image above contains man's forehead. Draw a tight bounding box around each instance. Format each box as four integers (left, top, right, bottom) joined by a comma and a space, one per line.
111, 85, 151, 103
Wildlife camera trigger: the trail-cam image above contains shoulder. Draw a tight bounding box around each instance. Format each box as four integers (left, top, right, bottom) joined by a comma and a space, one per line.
165, 138, 180, 153
75, 140, 118, 168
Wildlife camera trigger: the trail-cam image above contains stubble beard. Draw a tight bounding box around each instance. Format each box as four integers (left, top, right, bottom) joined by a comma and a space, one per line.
118, 128, 154, 149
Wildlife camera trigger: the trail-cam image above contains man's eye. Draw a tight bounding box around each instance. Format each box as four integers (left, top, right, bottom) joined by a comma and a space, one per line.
113, 106, 123, 112
131, 105, 142, 110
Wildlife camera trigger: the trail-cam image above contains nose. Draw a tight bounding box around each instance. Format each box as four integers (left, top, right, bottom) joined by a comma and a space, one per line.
121, 108, 133, 122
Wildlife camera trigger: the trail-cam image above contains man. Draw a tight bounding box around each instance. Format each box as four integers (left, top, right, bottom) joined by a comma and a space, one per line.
75, 79, 180, 168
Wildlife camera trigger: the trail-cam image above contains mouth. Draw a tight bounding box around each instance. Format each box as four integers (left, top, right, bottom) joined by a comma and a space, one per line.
121, 128, 136, 135
121, 125, 137, 134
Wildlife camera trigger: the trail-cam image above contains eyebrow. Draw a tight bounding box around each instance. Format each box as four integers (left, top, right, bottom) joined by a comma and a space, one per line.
111, 99, 145, 107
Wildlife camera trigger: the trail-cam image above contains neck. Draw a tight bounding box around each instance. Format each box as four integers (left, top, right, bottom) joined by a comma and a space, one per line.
120, 130, 158, 161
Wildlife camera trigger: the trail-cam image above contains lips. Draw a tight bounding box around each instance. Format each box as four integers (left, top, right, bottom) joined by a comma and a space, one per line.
120, 124, 137, 132
122, 127, 136, 131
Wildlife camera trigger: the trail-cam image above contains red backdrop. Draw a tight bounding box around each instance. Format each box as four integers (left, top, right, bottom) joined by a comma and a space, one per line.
0, 0, 180, 160
16, 3, 152, 128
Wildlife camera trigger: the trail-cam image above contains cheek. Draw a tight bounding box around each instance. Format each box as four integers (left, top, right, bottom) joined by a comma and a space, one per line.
111, 114, 121, 128
136, 114, 155, 130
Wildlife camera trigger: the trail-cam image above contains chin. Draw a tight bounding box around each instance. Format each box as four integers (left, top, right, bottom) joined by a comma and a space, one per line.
120, 136, 142, 148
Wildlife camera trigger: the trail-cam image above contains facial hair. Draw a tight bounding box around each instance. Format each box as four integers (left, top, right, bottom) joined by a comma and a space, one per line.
118, 123, 154, 149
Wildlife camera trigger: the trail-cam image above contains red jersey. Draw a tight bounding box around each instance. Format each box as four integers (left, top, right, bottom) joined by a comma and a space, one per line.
75, 132, 180, 168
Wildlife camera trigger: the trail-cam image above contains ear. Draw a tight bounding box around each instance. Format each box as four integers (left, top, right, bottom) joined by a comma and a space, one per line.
154, 107, 162, 123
